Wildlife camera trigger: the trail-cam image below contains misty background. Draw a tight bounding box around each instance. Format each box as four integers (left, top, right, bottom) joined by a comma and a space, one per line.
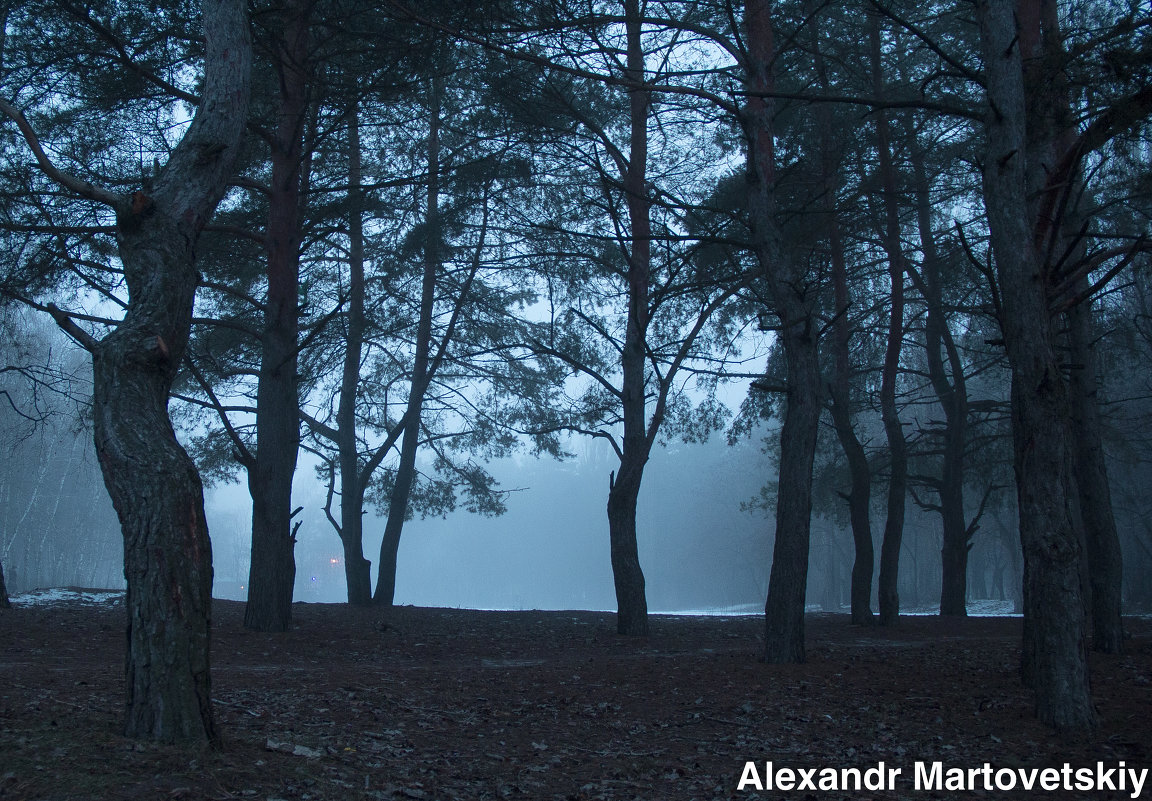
4, 317, 1151, 615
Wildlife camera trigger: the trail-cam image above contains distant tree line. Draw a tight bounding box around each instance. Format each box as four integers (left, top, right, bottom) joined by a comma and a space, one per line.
1, 0, 1149, 743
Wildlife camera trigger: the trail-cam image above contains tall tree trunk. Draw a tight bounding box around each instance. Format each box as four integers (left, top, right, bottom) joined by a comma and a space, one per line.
870, 14, 908, 627
244, 0, 310, 631
812, 10, 873, 626
744, 0, 820, 663
975, 0, 1096, 735
607, 0, 652, 636
374, 73, 443, 607
85, 0, 249, 743
1067, 289, 1125, 652
338, 104, 373, 606
910, 146, 971, 617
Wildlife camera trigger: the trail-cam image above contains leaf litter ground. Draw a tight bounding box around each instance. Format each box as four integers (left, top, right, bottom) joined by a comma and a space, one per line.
0, 594, 1149, 800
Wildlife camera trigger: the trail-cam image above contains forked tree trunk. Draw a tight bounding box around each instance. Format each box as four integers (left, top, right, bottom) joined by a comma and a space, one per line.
374, 73, 443, 608
244, 0, 311, 631
870, 13, 908, 627
910, 146, 972, 618
976, 0, 1095, 735
813, 12, 873, 626
743, 0, 821, 663
337, 105, 373, 606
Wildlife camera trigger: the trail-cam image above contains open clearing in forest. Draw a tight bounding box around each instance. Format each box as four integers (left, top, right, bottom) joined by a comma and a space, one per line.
1, 597, 1149, 800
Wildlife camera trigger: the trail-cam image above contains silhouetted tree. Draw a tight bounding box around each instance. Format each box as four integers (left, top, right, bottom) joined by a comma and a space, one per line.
742, 0, 824, 663
976, 0, 1097, 734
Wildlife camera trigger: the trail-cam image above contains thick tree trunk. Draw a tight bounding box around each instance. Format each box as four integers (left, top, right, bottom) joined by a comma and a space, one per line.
870, 14, 908, 627
96, 0, 247, 746
338, 104, 373, 606
375, 530, 402, 608
607, 0, 653, 637
244, 0, 310, 631
94, 295, 216, 741
762, 327, 821, 662
976, 0, 1096, 735
939, 527, 969, 615
937, 451, 970, 615
744, 0, 820, 662
84, 0, 249, 744
1067, 293, 1125, 653
373, 74, 442, 607
340, 505, 372, 606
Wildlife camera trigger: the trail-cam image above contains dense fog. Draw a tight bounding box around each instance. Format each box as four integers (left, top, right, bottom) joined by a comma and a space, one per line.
6, 342, 1152, 615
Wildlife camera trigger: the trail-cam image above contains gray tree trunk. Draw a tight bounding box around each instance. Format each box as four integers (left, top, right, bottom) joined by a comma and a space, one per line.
762, 328, 821, 662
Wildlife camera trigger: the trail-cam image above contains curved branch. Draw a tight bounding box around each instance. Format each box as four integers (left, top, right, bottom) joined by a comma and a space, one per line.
0, 98, 122, 208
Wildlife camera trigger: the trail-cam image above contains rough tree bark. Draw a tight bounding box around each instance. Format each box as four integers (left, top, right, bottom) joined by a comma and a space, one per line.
244, 0, 312, 632
869, 13, 908, 627
744, 0, 822, 663
975, 0, 1096, 734
607, 0, 653, 636
0, 0, 251, 742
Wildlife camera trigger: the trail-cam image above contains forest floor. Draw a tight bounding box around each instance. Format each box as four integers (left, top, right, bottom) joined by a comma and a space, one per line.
0, 593, 1150, 801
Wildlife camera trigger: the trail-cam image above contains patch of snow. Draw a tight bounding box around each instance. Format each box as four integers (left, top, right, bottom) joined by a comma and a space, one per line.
655, 603, 762, 617
656, 599, 1025, 618
10, 588, 125, 608
901, 599, 1021, 617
